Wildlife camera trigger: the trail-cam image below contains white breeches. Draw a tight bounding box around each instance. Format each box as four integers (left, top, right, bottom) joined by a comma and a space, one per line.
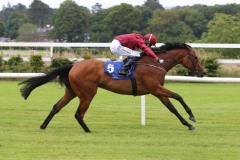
110, 39, 141, 57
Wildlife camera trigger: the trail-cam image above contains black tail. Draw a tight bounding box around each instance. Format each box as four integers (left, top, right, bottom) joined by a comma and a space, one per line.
19, 64, 73, 100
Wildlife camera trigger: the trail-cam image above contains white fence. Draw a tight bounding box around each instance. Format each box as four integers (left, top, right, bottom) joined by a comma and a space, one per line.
1, 73, 240, 82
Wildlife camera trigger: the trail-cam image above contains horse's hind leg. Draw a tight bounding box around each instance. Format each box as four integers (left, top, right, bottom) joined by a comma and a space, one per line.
74, 97, 93, 133
158, 96, 195, 130
40, 88, 76, 129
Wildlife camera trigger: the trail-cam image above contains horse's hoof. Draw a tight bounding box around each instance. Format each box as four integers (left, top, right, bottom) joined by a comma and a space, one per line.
189, 116, 196, 122
40, 125, 46, 129
189, 125, 196, 130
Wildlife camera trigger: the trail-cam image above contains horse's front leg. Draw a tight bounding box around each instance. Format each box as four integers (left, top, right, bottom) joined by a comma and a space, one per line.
170, 93, 196, 122
152, 84, 196, 122
158, 96, 195, 130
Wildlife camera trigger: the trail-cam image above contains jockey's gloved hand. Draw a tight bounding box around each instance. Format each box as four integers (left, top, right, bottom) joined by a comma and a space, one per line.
156, 58, 164, 64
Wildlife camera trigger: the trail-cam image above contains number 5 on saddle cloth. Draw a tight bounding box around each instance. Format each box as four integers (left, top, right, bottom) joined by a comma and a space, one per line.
104, 58, 136, 80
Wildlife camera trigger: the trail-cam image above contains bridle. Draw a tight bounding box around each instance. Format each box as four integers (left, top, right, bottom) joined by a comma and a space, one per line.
133, 46, 202, 75
168, 46, 202, 74
154, 46, 202, 74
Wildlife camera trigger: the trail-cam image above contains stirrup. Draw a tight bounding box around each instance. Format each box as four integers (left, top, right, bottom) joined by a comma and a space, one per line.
118, 69, 131, 76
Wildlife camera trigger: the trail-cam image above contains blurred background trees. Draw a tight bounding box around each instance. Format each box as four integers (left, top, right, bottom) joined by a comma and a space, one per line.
0, 0, 240, 58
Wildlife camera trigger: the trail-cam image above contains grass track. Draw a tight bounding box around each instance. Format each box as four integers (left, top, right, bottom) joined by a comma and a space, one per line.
0, 81, 240, 160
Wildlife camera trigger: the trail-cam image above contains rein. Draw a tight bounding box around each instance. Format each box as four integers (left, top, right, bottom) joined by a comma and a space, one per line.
134, 61, 167, 73
164, 47, 200, 73
132, 46, 198, 74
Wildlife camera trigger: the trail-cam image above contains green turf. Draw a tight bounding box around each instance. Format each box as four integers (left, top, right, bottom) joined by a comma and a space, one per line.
0, 81, 240, 160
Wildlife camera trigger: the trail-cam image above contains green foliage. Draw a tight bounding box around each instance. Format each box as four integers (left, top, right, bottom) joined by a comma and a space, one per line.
49, 0, 91, 42
201, 13, 240, 43
199, 13, 240, 58
7, 55, 23, 68
135, 6, 153, 32
0, 55, 4, 71
29, 55, 44, 72
6, 55, 31, 72
5, 12, 29, 39
81, 51, 93, 59
0, 3, 26, 24
102, 4, 143, 36
0, 2, 240, 59
148, 9, 197, 42
0, 18, 5, 36
143, 0, 164, 11
90, 9, 112, 42
16, 23, 39, 42
28, 0, 50, 27
179, 8, 208, 39
50, 58, 73, 68
202, 57, 220, 77
175, 64, 190, 76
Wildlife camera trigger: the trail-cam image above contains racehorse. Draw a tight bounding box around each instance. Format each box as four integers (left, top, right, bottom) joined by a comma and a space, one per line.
19, 42, 205, 132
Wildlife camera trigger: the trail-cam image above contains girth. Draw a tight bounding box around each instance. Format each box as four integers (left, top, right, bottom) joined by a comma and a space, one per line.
131, 78, 137, 96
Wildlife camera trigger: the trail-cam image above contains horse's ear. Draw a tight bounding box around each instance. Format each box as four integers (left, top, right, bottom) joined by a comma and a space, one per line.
186, 44, 192, 50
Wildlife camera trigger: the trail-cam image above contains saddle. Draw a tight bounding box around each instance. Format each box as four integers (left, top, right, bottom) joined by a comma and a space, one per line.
104, 60, 135, 80
104, 60, 137, 96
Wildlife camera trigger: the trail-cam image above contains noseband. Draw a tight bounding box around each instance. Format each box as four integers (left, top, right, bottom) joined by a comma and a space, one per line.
184, 48, 202, 74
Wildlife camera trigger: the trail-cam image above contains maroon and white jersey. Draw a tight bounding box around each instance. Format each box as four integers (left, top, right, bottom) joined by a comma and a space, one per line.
115, 33, 158, 60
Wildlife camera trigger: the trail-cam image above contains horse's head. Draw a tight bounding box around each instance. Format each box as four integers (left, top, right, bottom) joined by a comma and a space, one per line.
155, 42, 205, 77
180, 45, 205, 77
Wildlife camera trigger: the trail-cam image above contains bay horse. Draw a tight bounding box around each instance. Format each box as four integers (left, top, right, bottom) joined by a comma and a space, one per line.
19, 42, 205, 132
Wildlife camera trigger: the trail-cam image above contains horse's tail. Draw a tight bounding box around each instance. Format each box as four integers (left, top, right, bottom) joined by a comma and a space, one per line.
19, 64, 73, 100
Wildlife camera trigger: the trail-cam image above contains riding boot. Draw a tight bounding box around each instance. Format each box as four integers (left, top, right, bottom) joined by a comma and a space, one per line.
118, 57, 140, 76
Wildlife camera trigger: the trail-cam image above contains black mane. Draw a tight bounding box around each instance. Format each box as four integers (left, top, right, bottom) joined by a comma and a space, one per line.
152, 42, 189, 52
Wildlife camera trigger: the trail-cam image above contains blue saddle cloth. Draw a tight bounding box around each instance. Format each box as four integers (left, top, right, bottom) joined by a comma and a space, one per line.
104, 60, 135, 80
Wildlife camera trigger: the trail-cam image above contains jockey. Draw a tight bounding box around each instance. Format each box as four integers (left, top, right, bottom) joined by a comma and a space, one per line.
110, 33, 164, 76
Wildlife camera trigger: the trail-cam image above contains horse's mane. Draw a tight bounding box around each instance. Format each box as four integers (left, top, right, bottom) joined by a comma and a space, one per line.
152, 42, 189, 52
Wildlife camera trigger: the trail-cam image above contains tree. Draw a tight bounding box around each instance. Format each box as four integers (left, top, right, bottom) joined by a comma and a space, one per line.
91, 2, 102, 13
90, 8, 112, 42
50, 0, 91, 42
5, 12, 29, 39
148, 9, 196, 42
176, 8, 208, 39
16, 23, 39, 42
201, 13, 240, 43
102, 4, 143, 38
200, 13, 240, 58
0, 2, 14, 22
143, 0, 164, 10
0, 18, 5, 36
28, 0, 50, 27
135, 6, 153, 32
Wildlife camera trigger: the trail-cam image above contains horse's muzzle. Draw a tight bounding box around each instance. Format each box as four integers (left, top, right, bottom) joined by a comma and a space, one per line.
194, 69, 205, 77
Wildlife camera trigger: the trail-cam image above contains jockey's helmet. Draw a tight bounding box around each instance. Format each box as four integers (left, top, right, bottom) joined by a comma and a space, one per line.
144, 33, 157, 46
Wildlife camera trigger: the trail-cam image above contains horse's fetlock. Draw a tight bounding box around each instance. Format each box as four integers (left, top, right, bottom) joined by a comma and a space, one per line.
52, 106, 59, 113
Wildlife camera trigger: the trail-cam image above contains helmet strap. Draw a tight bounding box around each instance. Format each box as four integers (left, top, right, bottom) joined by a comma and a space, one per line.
148, 34, 152, 42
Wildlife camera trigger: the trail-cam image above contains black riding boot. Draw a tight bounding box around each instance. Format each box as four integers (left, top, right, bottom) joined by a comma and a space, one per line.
118, 57, 140, 76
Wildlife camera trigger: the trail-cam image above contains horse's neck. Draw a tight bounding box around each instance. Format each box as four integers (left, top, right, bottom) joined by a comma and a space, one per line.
140, 52, 180, 73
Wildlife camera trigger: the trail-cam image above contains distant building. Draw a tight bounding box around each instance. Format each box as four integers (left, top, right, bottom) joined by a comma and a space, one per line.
0, 37, 11, 42
37, 24, 54, 42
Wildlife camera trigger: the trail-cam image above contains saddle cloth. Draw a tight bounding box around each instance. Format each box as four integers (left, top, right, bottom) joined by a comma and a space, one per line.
104, 60, 135, 80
